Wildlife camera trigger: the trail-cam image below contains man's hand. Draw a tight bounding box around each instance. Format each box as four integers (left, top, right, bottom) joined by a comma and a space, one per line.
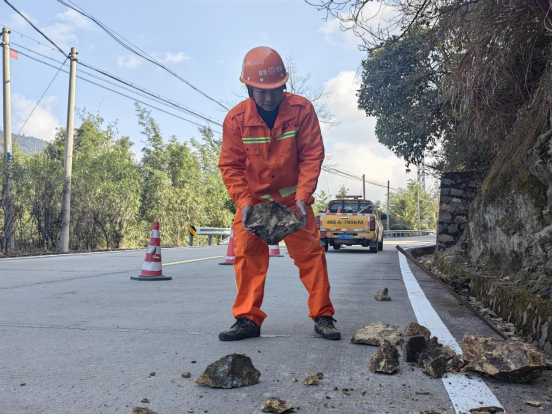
296, 200, 308, 227
241, 205, 257, 236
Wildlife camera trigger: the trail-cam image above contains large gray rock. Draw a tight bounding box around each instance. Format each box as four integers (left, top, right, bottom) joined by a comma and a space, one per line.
374, 287, 391, 301
261, 397, 297, 413
462, 332, 547, 383
351, 322, 402, 346
245, 202, 304, 245
368, 340, 400, 374
195, 354, 261, 388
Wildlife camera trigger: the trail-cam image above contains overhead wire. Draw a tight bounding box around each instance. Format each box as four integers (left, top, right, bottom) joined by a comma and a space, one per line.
12, 48, 222, 134
56, 0, 230, 111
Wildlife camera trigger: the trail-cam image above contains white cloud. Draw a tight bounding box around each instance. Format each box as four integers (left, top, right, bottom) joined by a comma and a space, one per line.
156, 51, 189, 64
117, 55, 142, 69
6, 12, 38, 29
318, 71, 414, 202
12, 93, 60, 142
318, 18, 360, 50
42, 9, 98, 51
256, 31, 268, 41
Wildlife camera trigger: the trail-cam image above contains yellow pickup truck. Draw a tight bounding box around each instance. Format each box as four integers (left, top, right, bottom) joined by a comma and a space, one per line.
316, 195, 386, 253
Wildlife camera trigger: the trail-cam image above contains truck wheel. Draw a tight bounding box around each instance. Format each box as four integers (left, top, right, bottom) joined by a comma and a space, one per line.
333, 245, 341, 250
370, 245, 378, 253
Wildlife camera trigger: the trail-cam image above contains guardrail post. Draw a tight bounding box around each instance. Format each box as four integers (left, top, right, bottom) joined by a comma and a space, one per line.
189, 235, 194, 247
208, 235, 213, 246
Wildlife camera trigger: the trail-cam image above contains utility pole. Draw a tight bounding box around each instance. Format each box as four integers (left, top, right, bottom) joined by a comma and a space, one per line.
59, 47, 77, 253
417, 186, 421, 230
362, 174, 366, 199
387, 180, 390, 230
2, 27, 14, 253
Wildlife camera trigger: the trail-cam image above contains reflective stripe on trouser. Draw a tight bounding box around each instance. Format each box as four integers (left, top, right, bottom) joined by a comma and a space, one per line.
231, 206, 334, 327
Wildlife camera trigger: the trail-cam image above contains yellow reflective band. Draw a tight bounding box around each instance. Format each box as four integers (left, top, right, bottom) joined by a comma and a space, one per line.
279, 186, 297, 197
243, 136, 270, 144
276, 127, 300, 141
261, 194, 274, 201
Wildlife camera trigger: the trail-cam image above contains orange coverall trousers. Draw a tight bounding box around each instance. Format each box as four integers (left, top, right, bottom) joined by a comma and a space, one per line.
232, 205, 335, 327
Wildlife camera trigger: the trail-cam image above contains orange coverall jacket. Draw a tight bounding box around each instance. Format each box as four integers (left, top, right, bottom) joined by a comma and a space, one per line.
218, 92, 324, 208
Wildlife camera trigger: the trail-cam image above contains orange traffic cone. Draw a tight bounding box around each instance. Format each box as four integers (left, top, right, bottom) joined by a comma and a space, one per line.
269, 244, 283, 257
220, 229, 235, 265
131, 222, 172, 281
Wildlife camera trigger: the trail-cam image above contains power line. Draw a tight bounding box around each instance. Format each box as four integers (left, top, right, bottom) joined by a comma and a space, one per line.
56, 0, 230, 111
0, 24, 58, 51
11, 42, 223, 127
13, 48, 222, 134
18, 56, 69, 135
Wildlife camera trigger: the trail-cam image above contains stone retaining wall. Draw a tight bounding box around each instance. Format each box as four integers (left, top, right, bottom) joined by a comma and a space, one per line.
437, 172, 479, 251
434, 253, 552, 355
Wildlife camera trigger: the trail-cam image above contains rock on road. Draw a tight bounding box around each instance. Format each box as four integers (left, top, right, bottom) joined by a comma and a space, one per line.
0, 236, 550, 413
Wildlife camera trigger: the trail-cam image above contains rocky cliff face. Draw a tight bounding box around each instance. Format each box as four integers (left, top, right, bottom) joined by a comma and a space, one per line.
461, 106, 552, 292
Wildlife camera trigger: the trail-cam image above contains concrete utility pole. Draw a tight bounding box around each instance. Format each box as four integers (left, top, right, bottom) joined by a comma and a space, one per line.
417, 186, 421, 230
362, 174, 366, 199
59, 47, 77, 253
2, 27, 15, 253
387, 180, 390, 230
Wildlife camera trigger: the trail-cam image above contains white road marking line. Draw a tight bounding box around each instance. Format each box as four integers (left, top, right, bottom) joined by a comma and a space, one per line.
398, 252, 503, 414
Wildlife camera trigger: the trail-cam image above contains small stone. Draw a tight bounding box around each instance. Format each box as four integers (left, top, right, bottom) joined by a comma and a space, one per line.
423, 355, 449, 378
462, 332, 547, 383
148, 372, 155, 378
368, 340, 400, 374
291, 378, 298, 382
191, 361, 197, 363
403, 322, 431, 340
302, 372, 323, 385
245, 201, 304, 245
524, 401, 541, 407
374, 287, 391, 301
195, 354, 261, 389
342, 388, 350, 395
261, 397, 296, 413
131, 408, 158, 414
140, 398, 150, 403
20, 383, 25, 387
182, 372, 191, 378
188, 409, 194, 413
351, 322, 402, 346
361, 390, 367, 396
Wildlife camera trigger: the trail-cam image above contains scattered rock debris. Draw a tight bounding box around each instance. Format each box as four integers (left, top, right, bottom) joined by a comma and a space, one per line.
195, 354, 261, 389
245, 201, 304, 245
402, 335, 428, 363
148, 372, 155, 378
524, 400, 541, 407
469, 407, 505, 414
302, 372, 323, 385
422, 355, 449, 378
351, 322, 402, 346
291, 378, 298, 382
182, 372, 191, 378
403, 322, 431, 340
19, 383, 25, 387
374, 287, 391, 301
369, 340, 400, 374
140, 398, 150, 403
131, 408, 158, 414
462, 332, 547, 383
342, 388, 350, 395
261, 397, 297, 413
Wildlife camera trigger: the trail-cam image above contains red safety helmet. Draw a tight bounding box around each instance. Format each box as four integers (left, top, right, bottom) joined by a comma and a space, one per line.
240, 46, 289, 89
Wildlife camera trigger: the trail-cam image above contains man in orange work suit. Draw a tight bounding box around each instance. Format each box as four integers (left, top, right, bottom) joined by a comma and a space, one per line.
218, 46, 341, 341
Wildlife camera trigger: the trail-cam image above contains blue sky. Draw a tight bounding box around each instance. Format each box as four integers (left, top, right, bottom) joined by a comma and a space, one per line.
1, 0, 421, 202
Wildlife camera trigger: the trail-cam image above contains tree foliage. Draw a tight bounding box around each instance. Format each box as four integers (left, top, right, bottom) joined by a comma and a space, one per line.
0, 107, 234, 254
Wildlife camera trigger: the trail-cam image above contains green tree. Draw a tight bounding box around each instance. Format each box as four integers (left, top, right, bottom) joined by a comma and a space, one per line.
313, 190, 332, 213
386, 180, 438, 230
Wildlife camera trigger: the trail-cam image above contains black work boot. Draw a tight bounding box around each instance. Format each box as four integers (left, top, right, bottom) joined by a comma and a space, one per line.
219, 317, 261, 341
314, 316, 341, 340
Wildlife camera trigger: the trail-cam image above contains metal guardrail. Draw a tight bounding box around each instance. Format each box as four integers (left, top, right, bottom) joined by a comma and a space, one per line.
384, 230, 436, 238
189, 226, 231, 246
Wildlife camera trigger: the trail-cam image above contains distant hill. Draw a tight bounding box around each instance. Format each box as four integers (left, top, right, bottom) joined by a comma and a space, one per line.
0, 130, 48, 155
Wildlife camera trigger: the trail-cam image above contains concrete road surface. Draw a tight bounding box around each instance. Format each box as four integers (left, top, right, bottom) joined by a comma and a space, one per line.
1, 236, 550, 413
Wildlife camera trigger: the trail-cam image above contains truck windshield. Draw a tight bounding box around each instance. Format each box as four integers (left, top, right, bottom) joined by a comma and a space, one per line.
329, 200, 374, 213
